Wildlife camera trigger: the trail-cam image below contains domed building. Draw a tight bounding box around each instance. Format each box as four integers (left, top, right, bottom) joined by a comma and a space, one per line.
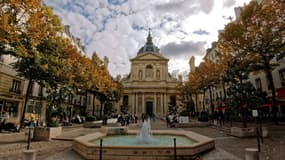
120, 31, 179, 118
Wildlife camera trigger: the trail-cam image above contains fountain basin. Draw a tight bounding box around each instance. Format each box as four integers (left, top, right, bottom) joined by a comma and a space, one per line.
73, 129, 215, 160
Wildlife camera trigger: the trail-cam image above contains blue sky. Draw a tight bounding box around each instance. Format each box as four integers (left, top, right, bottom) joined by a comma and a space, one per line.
44, 0, 250, 77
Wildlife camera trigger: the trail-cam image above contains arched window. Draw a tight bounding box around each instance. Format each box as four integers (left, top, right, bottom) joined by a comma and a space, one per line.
146, 65, 153, 78
156, 70, 160, 80
138, 70, 143, 80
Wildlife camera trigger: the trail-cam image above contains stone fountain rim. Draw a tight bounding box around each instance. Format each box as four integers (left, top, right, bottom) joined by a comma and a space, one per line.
74, 129, 214, 148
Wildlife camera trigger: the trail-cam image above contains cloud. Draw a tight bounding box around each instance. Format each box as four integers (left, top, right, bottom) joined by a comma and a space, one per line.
44, 0, 250, 76
223, 0, 236, 8
193, 29, 210, 35
154, 0, 214, 18
160, 41, 206, 58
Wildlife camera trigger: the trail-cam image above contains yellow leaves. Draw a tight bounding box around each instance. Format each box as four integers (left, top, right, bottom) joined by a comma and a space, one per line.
41, 63, 48, 70
0, 0, 63, 58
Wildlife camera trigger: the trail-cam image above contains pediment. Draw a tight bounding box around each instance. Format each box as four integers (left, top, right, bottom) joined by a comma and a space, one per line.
130, 53, 168, 62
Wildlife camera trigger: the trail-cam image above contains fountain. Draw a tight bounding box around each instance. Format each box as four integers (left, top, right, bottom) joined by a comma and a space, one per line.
73, 119, 215, 160
137, 118, 153, 144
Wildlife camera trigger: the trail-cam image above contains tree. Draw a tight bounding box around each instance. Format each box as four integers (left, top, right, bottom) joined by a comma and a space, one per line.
0, 1, 61, 57
188, 70, 202, 112
176, 81, 195, 116
168, 95, 177, 115
195, 59, 221, 113
219, 0, 285, 124
227, 82, 264, 128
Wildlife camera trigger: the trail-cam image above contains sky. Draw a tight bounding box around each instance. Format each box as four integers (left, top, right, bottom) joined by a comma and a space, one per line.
44, 0, 250, 77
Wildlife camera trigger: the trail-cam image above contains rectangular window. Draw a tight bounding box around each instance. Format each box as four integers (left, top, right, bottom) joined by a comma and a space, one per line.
1, 101, 18, 118
38, 85, 43, 96
28, 82, 34, 96
27, 100, 34, 113
10, 79, 21, 93
35, 102, 42, 115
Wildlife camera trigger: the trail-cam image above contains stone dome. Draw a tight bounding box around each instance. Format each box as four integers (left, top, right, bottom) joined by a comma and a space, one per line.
137, 30, 160, 54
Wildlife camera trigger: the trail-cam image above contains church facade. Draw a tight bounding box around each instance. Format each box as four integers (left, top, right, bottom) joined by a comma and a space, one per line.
120, 31, 179, 117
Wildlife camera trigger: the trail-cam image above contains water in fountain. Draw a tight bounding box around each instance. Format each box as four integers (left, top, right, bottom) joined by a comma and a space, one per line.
137, 118, 153, 144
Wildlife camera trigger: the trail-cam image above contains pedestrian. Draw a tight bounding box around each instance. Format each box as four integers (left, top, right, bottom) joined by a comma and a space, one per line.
142, 113, 145, 122
166, 115, 170, 128
29, 111, 36, 139
218, 109, 224, 127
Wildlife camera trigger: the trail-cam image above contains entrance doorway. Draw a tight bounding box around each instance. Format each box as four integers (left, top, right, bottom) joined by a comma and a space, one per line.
145, 101, 153, 118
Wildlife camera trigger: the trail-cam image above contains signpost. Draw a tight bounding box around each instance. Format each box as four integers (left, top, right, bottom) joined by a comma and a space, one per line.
252, 109, 261, 152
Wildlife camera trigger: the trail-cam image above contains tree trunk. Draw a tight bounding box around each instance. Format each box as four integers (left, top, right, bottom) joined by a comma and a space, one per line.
84, 89, 88, 116
195, 93, 198, 112
203, 89, 206, 111
222, 82, 227, 101
92, 92, 96, 116
209, 87, 214, 114
265, 65, 278, 124
20, 79, 33, 129
100, 101, 104, 119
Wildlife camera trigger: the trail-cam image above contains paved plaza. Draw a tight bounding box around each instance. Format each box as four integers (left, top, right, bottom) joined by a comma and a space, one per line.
0, 119, 284, 160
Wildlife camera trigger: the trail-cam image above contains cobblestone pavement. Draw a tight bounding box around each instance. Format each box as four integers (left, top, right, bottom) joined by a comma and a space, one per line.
0, 119, 284, 160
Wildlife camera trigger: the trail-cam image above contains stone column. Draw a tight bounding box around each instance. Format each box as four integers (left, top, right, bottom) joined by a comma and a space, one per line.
135, 93, 138, 114
154, 93, 157, 114
161, 93, 163, 116
132, 93, 135, 114
164, 93, 167, 115
142, 93, 145, 114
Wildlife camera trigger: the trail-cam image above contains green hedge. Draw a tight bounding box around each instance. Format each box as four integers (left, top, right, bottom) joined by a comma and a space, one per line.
47, 120, 59, 127
86, 116, 96, 122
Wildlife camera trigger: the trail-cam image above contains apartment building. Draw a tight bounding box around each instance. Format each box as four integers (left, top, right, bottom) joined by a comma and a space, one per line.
0, 55, 25, 124
0, 24, 97, 125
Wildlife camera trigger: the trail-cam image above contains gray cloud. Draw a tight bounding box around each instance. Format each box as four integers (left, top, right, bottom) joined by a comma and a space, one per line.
155, 0, 214, 16
223, 0, 236, 8
160, 41, 206, 58
193, 29, 210, 35
44, 0, 249, 76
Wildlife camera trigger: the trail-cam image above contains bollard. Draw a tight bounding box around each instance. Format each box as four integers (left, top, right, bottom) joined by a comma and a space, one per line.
173, 138, 177, 160
23, 149, 36, 160
99, 139, 103, 160
245, 148, 259, 160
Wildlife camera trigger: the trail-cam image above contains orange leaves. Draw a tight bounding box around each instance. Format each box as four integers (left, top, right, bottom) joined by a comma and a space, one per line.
59, 42, 117, 96
0, 0, 62, 57
188, 59, 222, 93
